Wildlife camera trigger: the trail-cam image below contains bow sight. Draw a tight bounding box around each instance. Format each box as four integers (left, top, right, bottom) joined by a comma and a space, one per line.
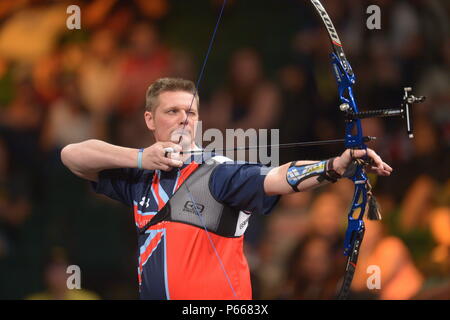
339, 87, 426, 139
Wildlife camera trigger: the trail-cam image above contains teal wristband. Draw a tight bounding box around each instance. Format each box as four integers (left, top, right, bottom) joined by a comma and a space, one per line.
137, 148, 144, 169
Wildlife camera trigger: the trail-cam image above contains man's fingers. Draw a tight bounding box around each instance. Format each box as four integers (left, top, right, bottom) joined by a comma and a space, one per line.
366, 161, 393, 176
169, 158, 183, 167
366, 149, 393, 173
158, 163, 172, 172
156, 159, 182, 171
348, 148, 393, 176
164, 147, 174, 157
353, 149, 382, 167
349, 149, 366, 159
163, 143, 182, 158
142, 142, 184, 171
162, 146, 183, 166
367, 150, 383, 169
367, 166, 391, 176
168, 151, 182, 162
161, 156, 183, 168
382, 162, 393, 172
162, 142, 182, 153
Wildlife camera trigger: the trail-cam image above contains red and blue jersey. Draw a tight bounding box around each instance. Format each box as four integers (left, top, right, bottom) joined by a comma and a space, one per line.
91, 155, 279, 299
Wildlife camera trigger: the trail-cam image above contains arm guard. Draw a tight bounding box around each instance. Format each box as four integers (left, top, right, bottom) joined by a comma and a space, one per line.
286, 158, 341, 192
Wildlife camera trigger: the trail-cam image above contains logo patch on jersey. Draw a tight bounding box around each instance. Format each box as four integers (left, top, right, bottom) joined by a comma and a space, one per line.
239, 216, 251, 230
235, 211, 251, 236
183, 201, 205, 215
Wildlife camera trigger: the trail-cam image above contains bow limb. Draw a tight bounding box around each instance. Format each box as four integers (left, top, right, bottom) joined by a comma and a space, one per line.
309, 0, 370, 300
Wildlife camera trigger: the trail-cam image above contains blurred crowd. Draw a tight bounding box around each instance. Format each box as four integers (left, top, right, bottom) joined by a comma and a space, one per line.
0, 0, 448, 299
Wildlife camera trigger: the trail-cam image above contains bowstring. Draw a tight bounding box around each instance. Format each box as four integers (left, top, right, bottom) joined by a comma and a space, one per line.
176, 0, 238, 298
179, 0, 228, 141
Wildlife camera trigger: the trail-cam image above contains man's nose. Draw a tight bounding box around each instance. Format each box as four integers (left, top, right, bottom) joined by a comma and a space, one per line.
178, 110, 190, 125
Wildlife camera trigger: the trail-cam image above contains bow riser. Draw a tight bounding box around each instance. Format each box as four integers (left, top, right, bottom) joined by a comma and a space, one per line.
330, 50, 368, 257
331, 53, 365, 148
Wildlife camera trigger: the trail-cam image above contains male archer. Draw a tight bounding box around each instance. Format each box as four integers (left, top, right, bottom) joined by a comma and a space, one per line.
61, 77, 392, 299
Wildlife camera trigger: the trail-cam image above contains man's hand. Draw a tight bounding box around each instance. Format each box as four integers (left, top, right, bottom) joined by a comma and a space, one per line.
334, 148, 393, 177
141, 142, 183, 171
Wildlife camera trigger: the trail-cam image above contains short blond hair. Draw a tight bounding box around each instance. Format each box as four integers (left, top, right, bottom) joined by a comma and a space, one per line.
145, 78, 199, 113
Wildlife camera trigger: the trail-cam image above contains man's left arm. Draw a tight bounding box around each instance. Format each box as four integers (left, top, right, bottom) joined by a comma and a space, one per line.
264, 148, 393, 196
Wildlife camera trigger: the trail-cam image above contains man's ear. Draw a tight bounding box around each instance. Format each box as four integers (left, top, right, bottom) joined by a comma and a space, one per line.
144, 111, 156, 131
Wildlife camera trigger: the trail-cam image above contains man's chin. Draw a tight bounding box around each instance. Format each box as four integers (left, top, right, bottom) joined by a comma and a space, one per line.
171, 134, 193, 149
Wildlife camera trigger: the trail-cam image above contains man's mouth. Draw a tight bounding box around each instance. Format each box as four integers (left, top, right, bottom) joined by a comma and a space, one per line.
170, 128, 192, 144
171, 128, 191, 136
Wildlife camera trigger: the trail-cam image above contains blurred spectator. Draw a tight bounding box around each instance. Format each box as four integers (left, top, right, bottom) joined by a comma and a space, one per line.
78, 28, 121, 115
253, 192, 312, 299
82, 0, 169, 30
412, 206, 450, 299
168, 49, 196, 81
417, 38, 450, 146
82, 0, 121, 30
207, 48, 281, 132
0, 57, 14, 108
0, 77, 44, 132
255, 190, 348, 299
276, 64, 318, 163
400, 175, 439, 232
366, 38, 404, 134
350, 220, 424, 300
308, 191, 346, 249
278, 234, 342, 300
0, 78, 45, 191
388, 115, 448, 205
389, 0, 425, 85
32, 51, 64, 104
111, 21, 170, 148
41, 73, 106, 152
0, 136, 33, 261
0, 2, 67, 64
26, 247, 100, 300
115, 21, 170, 115
134, 0, 169, 20
426, 207, 450, 278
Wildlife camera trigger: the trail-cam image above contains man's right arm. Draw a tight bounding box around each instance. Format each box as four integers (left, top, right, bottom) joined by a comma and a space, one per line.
61, 139, 141, 182
61, 139, 184, 182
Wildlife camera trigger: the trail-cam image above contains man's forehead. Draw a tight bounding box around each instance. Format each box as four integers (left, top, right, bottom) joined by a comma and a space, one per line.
158, 91, 196, 106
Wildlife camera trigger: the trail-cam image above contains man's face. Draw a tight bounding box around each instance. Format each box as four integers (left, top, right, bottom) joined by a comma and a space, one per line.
145, 90, 199, 149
